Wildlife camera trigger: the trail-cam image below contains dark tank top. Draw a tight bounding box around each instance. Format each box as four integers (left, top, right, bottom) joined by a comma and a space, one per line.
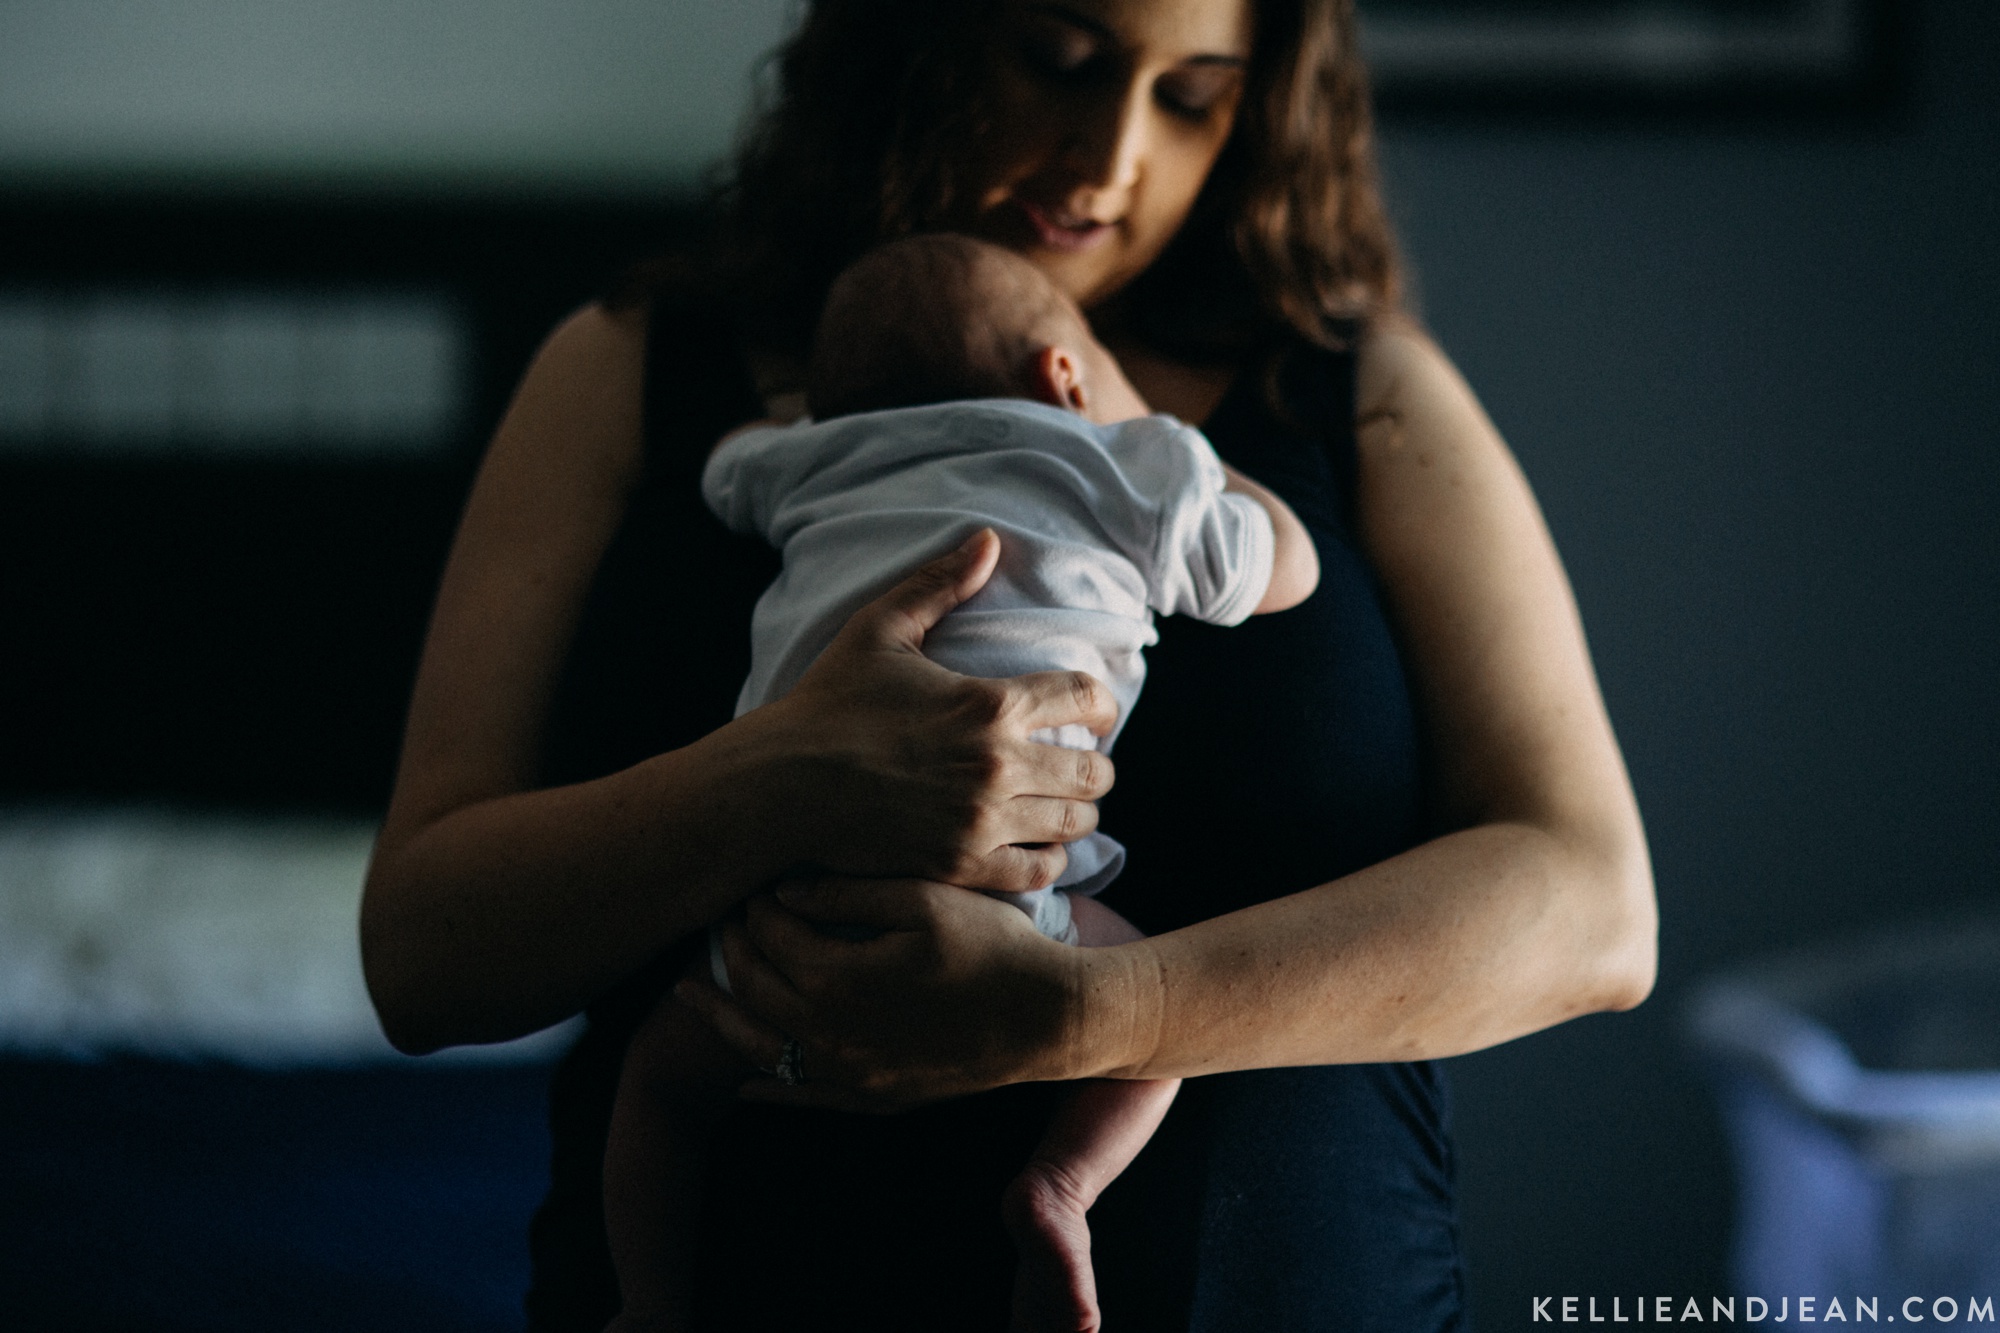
525, 301, 1466, 1332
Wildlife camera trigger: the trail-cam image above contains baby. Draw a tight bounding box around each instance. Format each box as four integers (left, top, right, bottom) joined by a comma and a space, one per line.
602, 234, 1319, 1333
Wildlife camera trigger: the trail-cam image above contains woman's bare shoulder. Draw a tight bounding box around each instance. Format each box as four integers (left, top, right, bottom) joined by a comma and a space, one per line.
1353, 313, 1461, 430
498, 301, 651, 491
534, 298, 648, 379
375, 302, 652, 839
1348, 315, 1651, 922
1348, 316, 1521, 523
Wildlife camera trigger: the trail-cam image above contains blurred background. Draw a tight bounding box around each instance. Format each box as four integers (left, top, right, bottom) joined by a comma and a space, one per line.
1, 0, 1993, 1327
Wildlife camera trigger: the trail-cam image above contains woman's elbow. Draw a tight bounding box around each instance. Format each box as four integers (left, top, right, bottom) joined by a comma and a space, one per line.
1582, 839, 1658, 1014
358, 872, 449, 1056
366, 974, 448, 1057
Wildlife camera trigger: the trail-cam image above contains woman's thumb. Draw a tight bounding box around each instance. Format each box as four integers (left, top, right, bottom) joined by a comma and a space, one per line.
865, 527, 999, 649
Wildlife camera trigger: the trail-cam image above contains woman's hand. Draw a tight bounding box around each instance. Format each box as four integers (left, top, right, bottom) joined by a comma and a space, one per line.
363, 304, 1123, 1054
752, 528, 1120, 894
677, 877, 1117, 1111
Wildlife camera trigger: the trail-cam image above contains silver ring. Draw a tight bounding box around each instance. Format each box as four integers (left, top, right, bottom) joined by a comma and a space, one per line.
775, 1037, 805, 1086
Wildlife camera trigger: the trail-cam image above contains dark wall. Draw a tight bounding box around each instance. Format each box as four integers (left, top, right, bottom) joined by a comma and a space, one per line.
0, 198, 690, 811
1377, 0, 2000, 1320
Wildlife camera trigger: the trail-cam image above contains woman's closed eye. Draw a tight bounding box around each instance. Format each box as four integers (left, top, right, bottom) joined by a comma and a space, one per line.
1155, 64, 1243, 122
1010, 13, 1243, 126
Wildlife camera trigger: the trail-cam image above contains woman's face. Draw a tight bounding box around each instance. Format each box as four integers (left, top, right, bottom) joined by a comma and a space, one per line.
955, 0, 1255, 311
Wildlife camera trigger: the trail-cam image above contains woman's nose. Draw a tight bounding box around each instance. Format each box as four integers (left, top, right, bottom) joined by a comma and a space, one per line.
1060, 79, 1149, 201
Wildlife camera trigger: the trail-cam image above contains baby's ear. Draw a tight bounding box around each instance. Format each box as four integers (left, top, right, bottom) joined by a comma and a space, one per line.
1029, 345, 1090, 414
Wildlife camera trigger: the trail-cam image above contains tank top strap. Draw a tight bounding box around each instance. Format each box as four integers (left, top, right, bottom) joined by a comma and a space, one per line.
1200, 336, 1363, 546
1277, 337, 1362, 523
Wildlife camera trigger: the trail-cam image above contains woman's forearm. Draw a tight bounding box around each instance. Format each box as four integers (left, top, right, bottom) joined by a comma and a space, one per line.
362, 711, 803, 1054
1046, 324, 1654, 1079
1077, 818, 1656, 1081
363, 532, 1120, 1056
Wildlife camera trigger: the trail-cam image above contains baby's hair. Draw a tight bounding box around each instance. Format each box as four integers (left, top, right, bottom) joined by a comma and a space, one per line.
807, 234, 1084, 420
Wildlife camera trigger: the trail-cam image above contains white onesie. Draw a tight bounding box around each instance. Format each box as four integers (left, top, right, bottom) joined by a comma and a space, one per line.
703, 398, 1274, 945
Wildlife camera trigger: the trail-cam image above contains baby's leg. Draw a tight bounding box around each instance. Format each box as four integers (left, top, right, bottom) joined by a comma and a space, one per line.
603, 966, 751, 1333
1004, 895, 1182, 1333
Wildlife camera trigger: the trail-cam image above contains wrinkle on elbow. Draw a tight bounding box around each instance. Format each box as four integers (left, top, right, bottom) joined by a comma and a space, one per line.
1587, 853, 1658, 1013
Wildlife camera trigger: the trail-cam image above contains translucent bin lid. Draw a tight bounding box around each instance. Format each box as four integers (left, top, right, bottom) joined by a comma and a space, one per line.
1687, 919, 2000, 1170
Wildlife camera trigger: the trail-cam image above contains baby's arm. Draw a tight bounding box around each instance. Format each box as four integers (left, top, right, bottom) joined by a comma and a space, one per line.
1221, 462, 1320, 613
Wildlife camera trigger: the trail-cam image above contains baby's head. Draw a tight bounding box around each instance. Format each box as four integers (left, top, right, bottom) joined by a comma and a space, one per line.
807, 234, 1147, 425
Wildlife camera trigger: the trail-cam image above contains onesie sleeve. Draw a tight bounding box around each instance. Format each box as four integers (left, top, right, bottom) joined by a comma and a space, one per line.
1110, 418, 1275, 627
699, 423, 794, 541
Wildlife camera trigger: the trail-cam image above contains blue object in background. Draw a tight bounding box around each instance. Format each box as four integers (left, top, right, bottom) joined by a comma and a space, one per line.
0, 1057, 552, 1332
1689, 922, 2000, 1305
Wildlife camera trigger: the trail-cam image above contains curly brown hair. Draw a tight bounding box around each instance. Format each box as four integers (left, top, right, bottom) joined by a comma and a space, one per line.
645, 0, 1401, 366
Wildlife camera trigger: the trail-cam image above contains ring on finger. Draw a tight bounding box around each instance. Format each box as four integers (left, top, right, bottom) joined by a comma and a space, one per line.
775, 1036, 806, 1086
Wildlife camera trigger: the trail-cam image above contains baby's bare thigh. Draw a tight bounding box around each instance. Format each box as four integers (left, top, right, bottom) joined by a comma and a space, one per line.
1067, 894, 1146, 948
622, 962, 753, 1107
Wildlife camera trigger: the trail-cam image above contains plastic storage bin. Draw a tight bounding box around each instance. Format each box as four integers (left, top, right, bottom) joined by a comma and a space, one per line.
1688, 921, 2000, 1301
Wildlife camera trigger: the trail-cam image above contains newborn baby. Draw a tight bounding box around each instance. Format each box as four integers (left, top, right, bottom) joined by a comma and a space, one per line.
602, 233, 1319, 1333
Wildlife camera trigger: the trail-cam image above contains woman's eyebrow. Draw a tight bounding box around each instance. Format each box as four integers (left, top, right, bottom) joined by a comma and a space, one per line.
1022, 2, 1250, 68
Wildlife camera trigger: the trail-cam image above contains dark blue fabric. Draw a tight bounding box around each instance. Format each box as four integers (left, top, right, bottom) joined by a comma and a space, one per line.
1092, 1065, 1465, 1332
1098, 342, 1428, 932
0, 1057, 551, 1332
526, 314, 1469, 1331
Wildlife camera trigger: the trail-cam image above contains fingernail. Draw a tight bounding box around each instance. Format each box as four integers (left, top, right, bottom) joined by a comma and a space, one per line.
956, 528, 987, 557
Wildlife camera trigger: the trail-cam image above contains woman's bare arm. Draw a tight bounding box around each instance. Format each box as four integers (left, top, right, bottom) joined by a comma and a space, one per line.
361, 302, 776, 1053
1086, 323, 1655, 1076
361, 304, 1118, 1055
687, 325, 1654, 1103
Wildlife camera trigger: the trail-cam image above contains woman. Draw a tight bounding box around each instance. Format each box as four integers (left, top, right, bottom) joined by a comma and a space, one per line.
361, 0, 1656, 1328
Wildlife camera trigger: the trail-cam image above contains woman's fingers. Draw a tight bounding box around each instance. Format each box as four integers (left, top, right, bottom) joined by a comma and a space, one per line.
1009, 734, 1115, 803
841, 527, 999, 652
952, 841, 1068, 896
737, 893, 873, 994
1005, 667, 1121, 738
672, 975, 789, 1072
684, 874, 1088, 1106
714, 916, 813, 1033
680, 919, 894, 1103
761, 530, 1117, 889
1004, 795, 1101, 847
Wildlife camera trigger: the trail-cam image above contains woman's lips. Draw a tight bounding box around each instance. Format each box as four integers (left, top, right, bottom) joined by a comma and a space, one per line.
1016, 200, 1114, 253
